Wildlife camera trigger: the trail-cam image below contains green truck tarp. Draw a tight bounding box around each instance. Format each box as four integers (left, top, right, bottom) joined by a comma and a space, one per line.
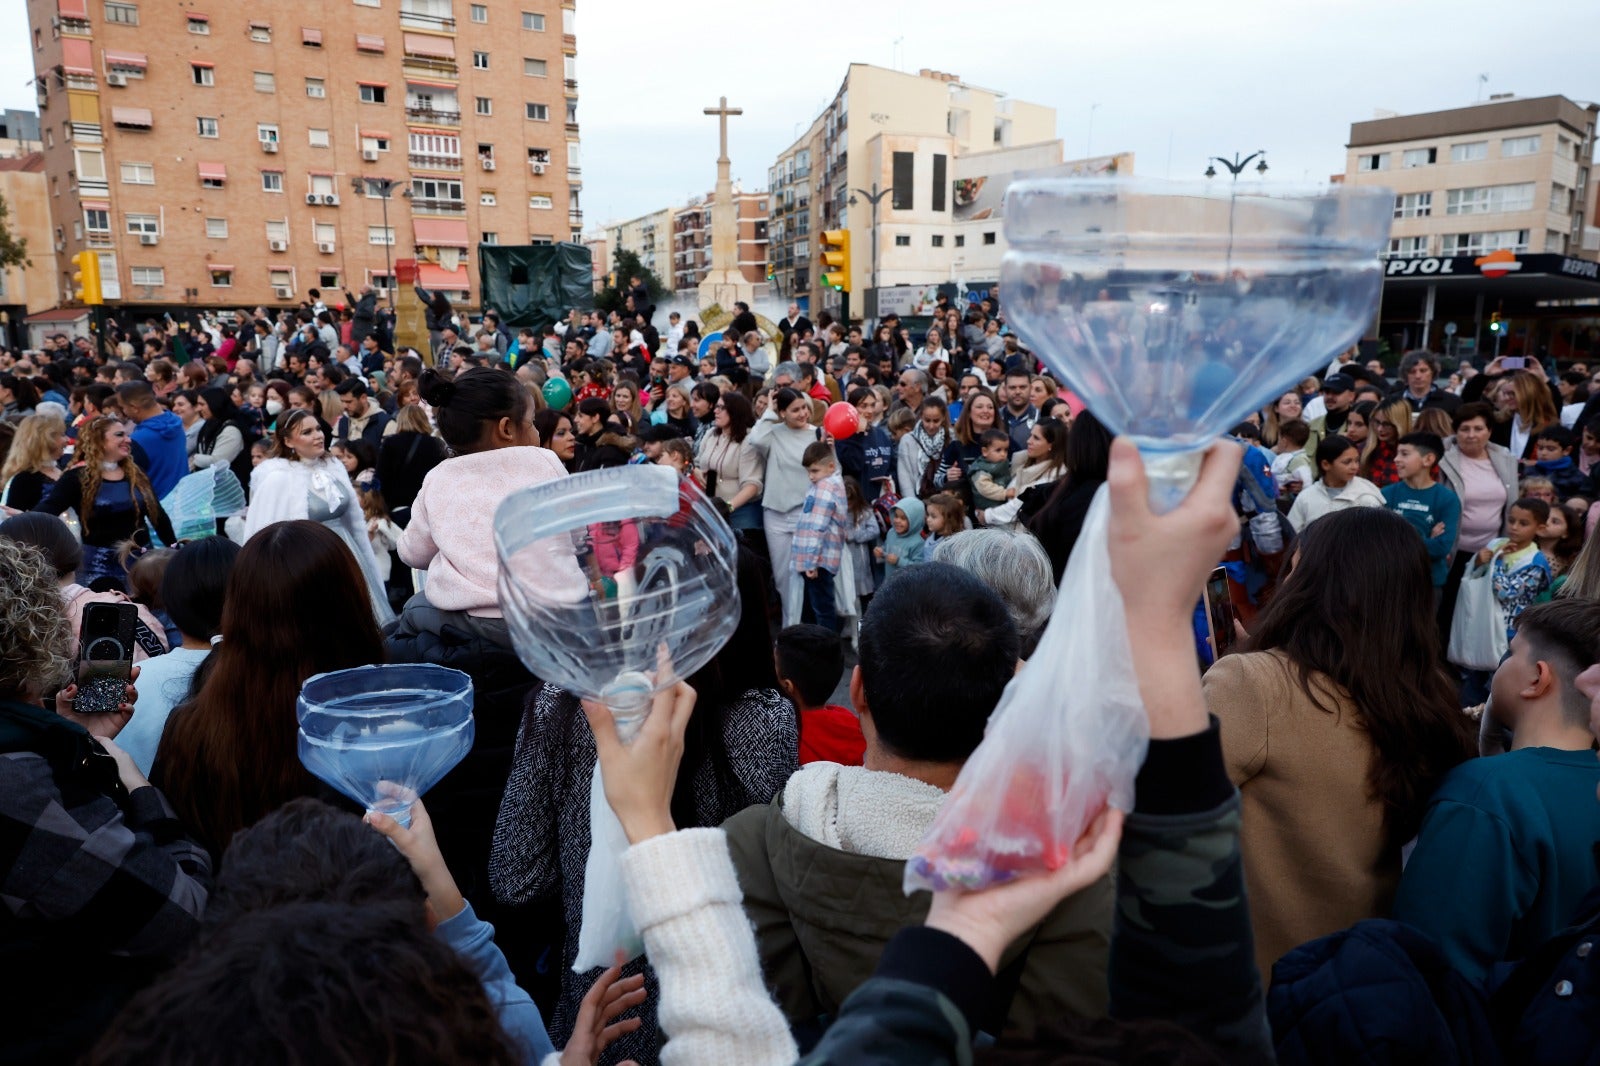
477, 243, 593, 331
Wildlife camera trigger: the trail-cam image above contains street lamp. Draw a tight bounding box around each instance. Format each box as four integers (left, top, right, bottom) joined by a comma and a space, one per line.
1204, 150, 1269, 181
848, 182, 891, 325
353, 176, 407, 309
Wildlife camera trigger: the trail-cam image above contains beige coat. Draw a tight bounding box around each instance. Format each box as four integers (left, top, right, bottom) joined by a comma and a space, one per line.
1203, 649, 1399, 982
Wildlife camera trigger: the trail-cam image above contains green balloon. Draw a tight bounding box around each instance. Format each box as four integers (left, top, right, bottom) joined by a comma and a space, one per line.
542, 377, 573, 409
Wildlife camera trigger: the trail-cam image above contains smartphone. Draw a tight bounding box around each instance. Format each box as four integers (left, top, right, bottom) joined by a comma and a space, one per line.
1500, 356, 1526, 370
1201, 566, 1238, 668
74, 602, 137, 714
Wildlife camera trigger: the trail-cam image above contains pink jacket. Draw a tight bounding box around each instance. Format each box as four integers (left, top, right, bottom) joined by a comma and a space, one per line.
400, 446, 576, 617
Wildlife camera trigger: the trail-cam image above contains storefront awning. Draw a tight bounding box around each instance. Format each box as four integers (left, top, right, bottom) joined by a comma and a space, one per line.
402, 32, 455, 58
413, 218, 469, 249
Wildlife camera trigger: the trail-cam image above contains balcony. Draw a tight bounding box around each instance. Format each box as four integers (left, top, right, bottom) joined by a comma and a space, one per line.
567, 165, 581, 178
406, 106, 461, 126
403, 56, 459, 78
409, 198, 466, 215
399, 10, 455, 31
85, 232, 114, 248
568, 209, 582, 226
564, 78, 577, 91
408, 152, 462, 171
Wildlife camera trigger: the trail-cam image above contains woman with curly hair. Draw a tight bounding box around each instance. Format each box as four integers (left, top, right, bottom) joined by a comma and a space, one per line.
0, 534, 210, 1064
33, 415, 175, 590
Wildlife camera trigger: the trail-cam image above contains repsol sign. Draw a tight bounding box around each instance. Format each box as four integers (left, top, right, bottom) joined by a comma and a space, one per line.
1384, 257, 1469, 276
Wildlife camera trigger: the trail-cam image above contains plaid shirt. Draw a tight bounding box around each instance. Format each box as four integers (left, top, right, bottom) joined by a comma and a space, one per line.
792, 473, 848, 574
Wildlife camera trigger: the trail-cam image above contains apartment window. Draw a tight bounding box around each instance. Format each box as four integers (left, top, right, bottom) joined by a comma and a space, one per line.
983, 231, 996, 245
1502, 135, 1541, 157
266, 219, 290, 245
891, 151, 914, 210
301, 27, 322, 47
369, 226, 395, 245
258, 124, 280, 143
306, 78, 326, 98
529, 194, 553, 209
1441, 229, 1530, 256
201, 175, 224, 189
482, 232, 499, 244
566, 97, 578, 124
525, 103, 549, 121
354, 0, 379, 6
1450, 141, 1488, 163
262, 171, 284, 192
893, 234, 910, 247
470, 3, 488, 21
476, 97, 493, 116
309, 128, 330, 148
480, 192, 496, 205
120, 161, 154, 184
1551, 184, 1572, 214
410, 177, 463, 202
125, 213, 158, 236
1393, 191, 1432, 219
188, 16, 209, 33
522, 11, 545, 29
931, 154, 947, 212
253, 71, 276, 93
84, 209, 110, 233
1356, 152, 1388, 172
931, 234, 945, 247
528, 147, 551, 164
1445, 182, 1535, 215
361, 178, 391, 197
359, 84, 387, 104
563, 7, 574, 32
104, 2, 138, 24
309, 174, 336, 197
210, 269, 233, 287
196, 117, 219, 138
205, 217, 228, 238
313, 222, 336, 244
523, 58, 547, 77
250, 24, 272, 43
1402, 147, 1437, 167
954, 234, 965, 247
1546, 230, 1568, 253
130, 266, 164, 287
192, 64, 214, 86
530, 235, 554, 246
360, 136, 390, 154
270, 269, 293, 292
473, 51, 489, 69
319, 272, 341, 288
1387, 236, 1429, 258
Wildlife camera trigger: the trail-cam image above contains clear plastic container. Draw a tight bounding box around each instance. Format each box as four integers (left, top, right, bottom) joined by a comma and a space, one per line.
297, 663, 475, 828
494, 463, 741, 709
1000, 178, 1392, 507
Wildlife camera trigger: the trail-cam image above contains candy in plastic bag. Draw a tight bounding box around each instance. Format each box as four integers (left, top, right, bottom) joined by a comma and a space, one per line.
905, 485, 1147, 892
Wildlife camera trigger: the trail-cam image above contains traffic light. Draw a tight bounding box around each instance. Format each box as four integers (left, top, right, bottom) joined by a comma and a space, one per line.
820, 229, 851, 293
72, 250, 103, 306
1489, 312, 1502, 334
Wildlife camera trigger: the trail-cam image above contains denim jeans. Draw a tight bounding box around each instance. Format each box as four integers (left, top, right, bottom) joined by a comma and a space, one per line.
803, 568, 839, 634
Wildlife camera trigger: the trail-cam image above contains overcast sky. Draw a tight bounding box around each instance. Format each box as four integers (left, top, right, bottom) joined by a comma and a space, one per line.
3, 0, 1595, 229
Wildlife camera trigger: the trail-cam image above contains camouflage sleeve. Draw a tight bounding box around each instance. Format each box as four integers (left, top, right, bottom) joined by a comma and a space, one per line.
1110, 719, 1274, 1066
798, 927, 987, 1066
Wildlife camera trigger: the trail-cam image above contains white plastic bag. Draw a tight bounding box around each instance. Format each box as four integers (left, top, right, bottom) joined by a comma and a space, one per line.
572, 762, 645, 971
1447, 562, 1507, 672
906, 486, 1148, 893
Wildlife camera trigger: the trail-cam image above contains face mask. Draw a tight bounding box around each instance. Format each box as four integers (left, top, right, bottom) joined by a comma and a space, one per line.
266, 399, 284, 416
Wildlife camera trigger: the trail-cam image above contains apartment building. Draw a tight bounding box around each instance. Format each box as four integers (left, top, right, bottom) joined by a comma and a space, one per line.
671, 185, 767, 292
0, 153, 60, 319
605, 206, 674, 283
26, 0, 582, 312
1344, 94, 1597, 262
766, 64, 1060, 316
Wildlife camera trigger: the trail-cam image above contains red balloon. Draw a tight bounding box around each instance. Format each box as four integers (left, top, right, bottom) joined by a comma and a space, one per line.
823, 401, 860, 439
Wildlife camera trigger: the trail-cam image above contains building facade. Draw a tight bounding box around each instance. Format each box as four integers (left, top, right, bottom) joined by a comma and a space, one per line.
766, 64, 1061, 317
671, 186, 767, 292
26, 0, 582, 312
1344, 94, 1596, 262
0, 153, 60, 318
605, 206, 674, 284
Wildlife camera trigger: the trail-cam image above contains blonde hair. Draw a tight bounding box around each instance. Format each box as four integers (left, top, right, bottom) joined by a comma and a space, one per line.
393, 404, 433, 435
1511, 370, 1559, 431
318, 390, 342, 426
1362, 398, 1413, 475
1, 413, 65, 485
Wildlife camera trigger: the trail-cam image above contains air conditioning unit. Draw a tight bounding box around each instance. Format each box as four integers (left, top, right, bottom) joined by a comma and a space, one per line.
305, 193, 319, 205
531, 162, 547, 175
138, 233, 158, 246
322, 194, 339, 205
268, 239, 287, 251
481, 158, 496, 171
361, 148, 379, 161
261, 140, 279, 153
273, 286, 293, 299
317, 241, 335, 254
106, 72, 128, 87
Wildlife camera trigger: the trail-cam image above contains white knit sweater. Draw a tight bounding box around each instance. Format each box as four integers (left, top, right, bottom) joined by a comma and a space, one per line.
620, 829, 798, 1066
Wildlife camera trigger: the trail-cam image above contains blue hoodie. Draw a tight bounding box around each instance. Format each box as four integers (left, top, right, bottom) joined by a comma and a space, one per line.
882, 497, 926, 574
131, 409, 190, 499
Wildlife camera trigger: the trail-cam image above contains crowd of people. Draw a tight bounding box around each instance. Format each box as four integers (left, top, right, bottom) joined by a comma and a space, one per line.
2, 283, 1600, 1065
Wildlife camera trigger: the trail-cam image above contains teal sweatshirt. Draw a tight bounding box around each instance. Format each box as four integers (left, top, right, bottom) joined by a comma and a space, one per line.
1392, 746, 1600, 982
1381, 479, 1461, 586
882, 497, 926, 574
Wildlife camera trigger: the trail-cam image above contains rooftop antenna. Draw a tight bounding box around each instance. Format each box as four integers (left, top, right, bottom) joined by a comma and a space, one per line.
1477, 73, 1489, 102
893, 36, 904, 71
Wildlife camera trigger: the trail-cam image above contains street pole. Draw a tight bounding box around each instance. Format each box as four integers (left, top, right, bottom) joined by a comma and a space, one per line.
354, 176, 400, 310
850, 183, 891, 326
1203, 150, 1268, 182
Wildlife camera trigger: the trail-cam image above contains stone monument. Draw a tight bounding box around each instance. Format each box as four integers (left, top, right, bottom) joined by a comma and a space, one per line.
697, 96, 755, 316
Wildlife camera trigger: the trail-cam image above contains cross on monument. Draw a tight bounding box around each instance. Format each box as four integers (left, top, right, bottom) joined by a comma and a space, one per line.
704, 95, 743, 163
